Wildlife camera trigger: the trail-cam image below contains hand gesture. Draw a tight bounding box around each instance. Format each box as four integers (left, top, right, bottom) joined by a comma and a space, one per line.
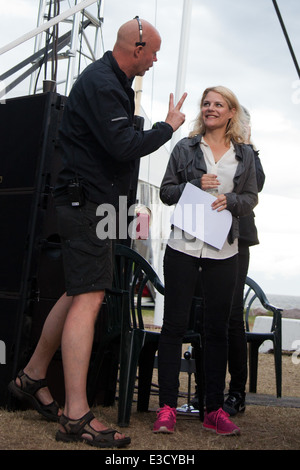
165, 92, 187, 131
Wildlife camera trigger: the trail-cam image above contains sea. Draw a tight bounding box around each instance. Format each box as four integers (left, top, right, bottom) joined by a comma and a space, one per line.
254, 293, 300, 317
266, 294, 300, 311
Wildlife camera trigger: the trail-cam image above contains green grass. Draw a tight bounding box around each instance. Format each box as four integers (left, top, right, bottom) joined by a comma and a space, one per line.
141, 308, 268, 331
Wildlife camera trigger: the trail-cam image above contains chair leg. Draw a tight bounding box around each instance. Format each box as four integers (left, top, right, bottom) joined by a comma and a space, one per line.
137, 342, 158, 412
118, 329, 146, 427
273, 337, 282, 398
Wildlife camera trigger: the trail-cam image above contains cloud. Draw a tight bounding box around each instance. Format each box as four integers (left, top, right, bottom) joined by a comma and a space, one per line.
252, 108, 293, 133
255, 194, 300, 234
0, 0, 38, 28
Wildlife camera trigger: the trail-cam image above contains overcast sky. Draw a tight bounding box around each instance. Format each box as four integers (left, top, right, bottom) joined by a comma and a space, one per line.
1, 0, 300, 297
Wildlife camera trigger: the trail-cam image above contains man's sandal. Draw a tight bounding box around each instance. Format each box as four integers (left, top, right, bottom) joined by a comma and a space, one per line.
8, 369, 60, 422
56, 411, 131, 448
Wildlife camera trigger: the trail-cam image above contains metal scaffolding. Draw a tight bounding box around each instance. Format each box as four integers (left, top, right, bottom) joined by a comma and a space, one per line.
0, 0, 105, 99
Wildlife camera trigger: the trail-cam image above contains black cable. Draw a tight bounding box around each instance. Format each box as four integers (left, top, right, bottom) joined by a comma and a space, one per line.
34, 31, 54, 93
78, 11, 84, 74
272, 0, 300, 79
97, 0, 105, 53
52, 0, 60, 82
44, 0, 53, 81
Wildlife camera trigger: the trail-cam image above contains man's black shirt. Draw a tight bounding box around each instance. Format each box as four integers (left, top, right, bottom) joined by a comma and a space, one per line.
55, 51, 173, 208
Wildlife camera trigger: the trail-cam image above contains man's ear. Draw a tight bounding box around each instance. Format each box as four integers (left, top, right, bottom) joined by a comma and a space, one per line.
134, 45, 143, 58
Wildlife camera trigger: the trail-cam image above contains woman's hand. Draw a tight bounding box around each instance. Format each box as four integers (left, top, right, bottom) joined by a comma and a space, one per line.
201, 173, 220, 191
211, 194, 228, 212
201, 174, 227, 211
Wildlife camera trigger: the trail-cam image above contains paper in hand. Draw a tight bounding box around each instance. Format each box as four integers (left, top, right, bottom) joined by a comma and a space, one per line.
170, 182, 232, 250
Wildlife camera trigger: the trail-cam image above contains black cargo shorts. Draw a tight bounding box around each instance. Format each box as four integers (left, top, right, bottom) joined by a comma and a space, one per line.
55, 200, 114, 296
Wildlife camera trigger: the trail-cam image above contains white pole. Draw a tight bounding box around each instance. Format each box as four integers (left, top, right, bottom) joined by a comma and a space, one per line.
174, 0, 192, 101
134, 76, 143, 115
154, 0, 193, 327
0, 0, 98, 56
171, 0, 192, 148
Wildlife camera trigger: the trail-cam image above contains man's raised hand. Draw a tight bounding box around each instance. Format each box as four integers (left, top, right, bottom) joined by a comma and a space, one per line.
165, 92, 188, 131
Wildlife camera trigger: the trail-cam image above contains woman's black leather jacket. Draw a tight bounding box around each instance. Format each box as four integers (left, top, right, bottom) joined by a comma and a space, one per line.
160, 134, 258, 244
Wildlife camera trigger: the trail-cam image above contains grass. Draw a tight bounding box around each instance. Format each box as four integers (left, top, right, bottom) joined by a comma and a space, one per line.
0, 353, 299, 451
1, 307, 296, 452
142, 307, 260, 330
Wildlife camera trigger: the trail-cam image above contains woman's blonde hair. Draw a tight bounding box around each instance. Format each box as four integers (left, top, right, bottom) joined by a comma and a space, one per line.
189, 86, 246, 143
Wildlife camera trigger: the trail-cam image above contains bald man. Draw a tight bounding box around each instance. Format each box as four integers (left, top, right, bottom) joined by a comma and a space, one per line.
8, 18, 187, 448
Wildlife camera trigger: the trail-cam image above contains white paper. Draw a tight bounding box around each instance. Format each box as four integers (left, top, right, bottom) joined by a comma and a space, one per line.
170, 182, 232, 250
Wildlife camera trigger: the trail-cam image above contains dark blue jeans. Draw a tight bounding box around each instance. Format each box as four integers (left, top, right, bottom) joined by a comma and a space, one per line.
158, 245, 238, 412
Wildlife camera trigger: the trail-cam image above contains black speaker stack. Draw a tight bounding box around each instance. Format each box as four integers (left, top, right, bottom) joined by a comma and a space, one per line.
0, 92, 67, 407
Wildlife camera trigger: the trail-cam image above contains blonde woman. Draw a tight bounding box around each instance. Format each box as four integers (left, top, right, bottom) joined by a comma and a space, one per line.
153, 86, 258, 436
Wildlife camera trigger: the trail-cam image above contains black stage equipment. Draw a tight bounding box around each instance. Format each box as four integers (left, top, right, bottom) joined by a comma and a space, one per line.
0, 92, 66, 407
0, 92, 144, 409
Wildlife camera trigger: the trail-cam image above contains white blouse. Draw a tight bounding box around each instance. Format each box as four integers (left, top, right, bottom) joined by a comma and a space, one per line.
167, 138, 239, 260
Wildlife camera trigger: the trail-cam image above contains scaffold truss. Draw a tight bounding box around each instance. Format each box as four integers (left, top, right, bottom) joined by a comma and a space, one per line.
0, 0, 105, 99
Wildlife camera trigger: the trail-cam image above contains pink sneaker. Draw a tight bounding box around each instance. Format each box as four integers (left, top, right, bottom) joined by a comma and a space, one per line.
203, 408, 240, 435
153, 405, 177, 433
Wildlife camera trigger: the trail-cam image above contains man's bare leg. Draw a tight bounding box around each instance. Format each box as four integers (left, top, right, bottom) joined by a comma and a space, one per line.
16, 292, 72, 408
61, 290, 126, 441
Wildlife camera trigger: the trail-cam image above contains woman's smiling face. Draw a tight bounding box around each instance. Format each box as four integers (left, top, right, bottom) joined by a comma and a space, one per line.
202, 91, 236, 131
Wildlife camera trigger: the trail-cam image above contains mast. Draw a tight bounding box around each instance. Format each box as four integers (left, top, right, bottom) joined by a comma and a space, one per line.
170, 0, 192, 149
154, 0, 193, 327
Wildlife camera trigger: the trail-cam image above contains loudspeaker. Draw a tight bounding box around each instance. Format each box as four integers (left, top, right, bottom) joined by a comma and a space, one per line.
0, 92, 66, 406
